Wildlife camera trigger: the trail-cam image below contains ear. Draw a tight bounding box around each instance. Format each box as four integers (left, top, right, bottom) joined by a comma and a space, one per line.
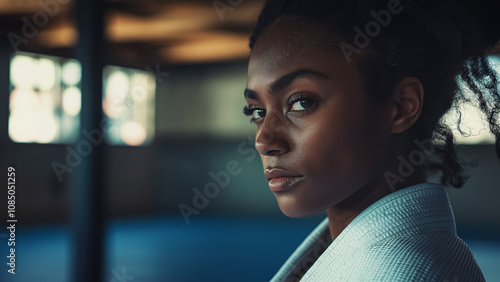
390, 77, 424, 134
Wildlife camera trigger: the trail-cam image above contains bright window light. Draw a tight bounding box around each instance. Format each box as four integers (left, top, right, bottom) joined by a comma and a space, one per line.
8, 52, 78, 144
442, 55, 499, 145
8, 52, 156, 146
62, 87, 82, 117
103, 65, 156, 146
62, 60, 81, 86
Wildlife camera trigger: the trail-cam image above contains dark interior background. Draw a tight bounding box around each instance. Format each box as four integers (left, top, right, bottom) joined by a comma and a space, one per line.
0, 1, 499, 281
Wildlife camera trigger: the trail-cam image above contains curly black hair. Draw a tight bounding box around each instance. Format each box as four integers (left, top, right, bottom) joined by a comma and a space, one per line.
248, 0, 500, 189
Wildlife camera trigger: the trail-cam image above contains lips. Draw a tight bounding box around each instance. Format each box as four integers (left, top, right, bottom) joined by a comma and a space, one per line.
265, 168, 304, 192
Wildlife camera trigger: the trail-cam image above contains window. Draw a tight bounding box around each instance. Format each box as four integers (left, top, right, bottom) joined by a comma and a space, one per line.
442, 55, 499, 145
9, 52, 81, 143
102, 65, 156, 146
8, 52, 155, 146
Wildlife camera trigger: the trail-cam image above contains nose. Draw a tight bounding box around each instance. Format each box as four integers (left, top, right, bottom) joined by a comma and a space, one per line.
255, 113, 290, 156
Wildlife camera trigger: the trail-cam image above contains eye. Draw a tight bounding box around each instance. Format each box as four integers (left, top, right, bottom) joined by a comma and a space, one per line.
252, 109, 265, 119
290, 99, 315, 111
243, 105, 266, 123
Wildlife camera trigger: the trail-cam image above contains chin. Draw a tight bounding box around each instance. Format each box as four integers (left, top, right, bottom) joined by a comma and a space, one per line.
276, 197, 324, 218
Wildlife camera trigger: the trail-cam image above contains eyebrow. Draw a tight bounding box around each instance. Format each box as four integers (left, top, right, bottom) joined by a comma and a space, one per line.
244, 68, 329, 99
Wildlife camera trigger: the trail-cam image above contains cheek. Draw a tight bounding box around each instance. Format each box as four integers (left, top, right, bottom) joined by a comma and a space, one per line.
273, 104, 390, 217
294, 108, 382, 191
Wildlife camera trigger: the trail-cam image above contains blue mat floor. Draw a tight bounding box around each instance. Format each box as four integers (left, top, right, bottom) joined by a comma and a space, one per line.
0, 216, 498, 282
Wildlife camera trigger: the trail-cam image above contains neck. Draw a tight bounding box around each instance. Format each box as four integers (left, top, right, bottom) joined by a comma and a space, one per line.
326, 169, 427, 241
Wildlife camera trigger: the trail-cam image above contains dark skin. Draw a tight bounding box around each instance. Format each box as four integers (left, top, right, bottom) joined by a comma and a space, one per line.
245, 20, 427, 241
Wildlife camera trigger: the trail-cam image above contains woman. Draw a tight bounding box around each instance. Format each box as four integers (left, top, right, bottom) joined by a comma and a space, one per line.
243, 0, 499, 280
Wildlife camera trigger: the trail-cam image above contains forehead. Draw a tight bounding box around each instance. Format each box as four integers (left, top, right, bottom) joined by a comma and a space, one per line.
247, 20, 346, 90
249, 20, 332, 73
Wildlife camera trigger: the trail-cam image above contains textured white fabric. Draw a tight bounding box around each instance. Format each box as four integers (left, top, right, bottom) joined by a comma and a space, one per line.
271, 183, 485, 281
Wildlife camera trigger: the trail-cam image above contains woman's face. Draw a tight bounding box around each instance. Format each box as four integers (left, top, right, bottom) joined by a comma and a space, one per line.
245, 21, 395, 217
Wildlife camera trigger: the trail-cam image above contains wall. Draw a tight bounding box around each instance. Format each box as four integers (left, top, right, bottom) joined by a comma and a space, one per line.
0, 57, 499, 232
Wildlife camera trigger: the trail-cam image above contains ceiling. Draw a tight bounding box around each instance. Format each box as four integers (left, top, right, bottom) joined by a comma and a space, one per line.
0, 0, 265, 66
0, 0, 498, 67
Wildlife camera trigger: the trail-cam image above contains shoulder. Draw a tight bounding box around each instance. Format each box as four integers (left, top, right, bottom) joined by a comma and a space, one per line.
352, 231, 485, 281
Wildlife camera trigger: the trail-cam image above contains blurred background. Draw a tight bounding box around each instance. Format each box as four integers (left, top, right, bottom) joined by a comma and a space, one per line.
0, 0, 499, 281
